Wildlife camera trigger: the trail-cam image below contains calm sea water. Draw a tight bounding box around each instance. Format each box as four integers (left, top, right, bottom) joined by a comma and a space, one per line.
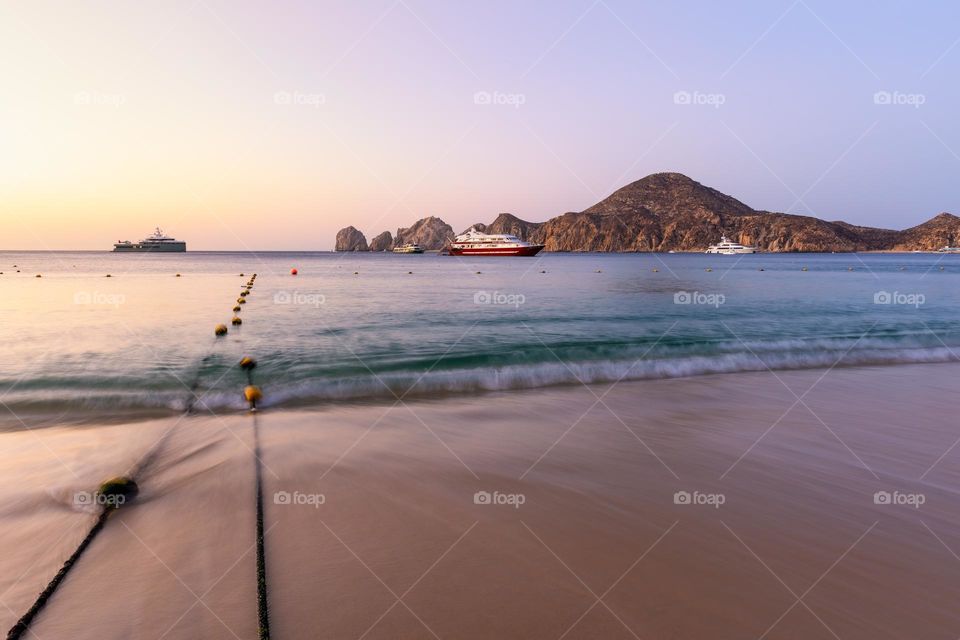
1, 250, 957, 426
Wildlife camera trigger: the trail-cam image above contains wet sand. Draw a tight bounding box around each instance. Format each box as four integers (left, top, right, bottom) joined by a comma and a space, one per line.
2, 363, 959, 639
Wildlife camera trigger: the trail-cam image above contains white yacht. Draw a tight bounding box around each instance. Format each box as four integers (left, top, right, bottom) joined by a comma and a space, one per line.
393, 243, 425, 254
705, 235, 757, 255
113, 228, 186, 252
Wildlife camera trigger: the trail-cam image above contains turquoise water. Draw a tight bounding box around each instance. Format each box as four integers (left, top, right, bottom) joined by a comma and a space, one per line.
1, 251, 958, 425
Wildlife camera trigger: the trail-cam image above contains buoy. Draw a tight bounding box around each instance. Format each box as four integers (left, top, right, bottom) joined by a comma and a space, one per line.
176, 273, 181, 277
475, 271, 481, 275
244, 385, 263, 410
240, 273, 244, 276
354, 271, 359, 275
595, 269, 602, 273
240, 291, 248, 297
105, 274, 111, 278
540, 270, 546, 274
758, 268, 764, 271
35, 274, 41, 278
652, 268, 659, 272
97, 477, 138, 509
232, 316, 242, 325
705, 268, 712, 272
239, 356, 257, 370
238, 298, 246, 304
233, 305, 241, 312
215, 324, 228, 336
408, 271, 413, 274
290, 268, 298, 275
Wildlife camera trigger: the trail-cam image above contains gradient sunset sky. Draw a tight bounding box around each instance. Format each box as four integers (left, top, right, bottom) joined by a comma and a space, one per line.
2, 0, 959, 250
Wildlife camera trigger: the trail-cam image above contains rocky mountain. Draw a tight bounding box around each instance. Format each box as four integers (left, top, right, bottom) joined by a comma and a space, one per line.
892, 213, 960, 251
393, 216, 454, 250
334, 226, 367, 251
336, 173, 960, 252
368, 231, 393, 252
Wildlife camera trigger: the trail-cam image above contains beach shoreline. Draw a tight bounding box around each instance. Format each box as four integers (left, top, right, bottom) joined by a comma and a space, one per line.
1, 363, 959, 638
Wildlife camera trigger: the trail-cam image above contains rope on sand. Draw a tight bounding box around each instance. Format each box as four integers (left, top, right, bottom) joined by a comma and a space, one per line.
253, 411, 271, 640
241, 355, 271, 638
6, 510, 109, 640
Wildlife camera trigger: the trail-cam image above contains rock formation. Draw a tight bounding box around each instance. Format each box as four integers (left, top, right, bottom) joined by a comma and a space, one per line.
368, 231, 393, 252
394, 216, 454, 250
334, 226, 368, 251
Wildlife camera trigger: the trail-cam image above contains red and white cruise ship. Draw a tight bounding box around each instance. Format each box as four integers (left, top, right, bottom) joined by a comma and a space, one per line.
448, 228, 545, 256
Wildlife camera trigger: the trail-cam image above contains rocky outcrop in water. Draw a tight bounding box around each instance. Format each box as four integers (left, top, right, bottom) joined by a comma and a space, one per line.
334, 226, 368, 251
394, 216, 454, 250
338, 173, 958, 252
368, 231, 393, 252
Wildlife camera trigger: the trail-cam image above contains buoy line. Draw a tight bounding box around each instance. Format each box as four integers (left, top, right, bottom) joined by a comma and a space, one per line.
6, 477, 139, 640
239, 356, 270, 638
6, 275, 261, 639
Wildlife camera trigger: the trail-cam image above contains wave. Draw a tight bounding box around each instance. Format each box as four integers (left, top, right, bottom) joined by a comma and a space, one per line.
3, 341, 957, 422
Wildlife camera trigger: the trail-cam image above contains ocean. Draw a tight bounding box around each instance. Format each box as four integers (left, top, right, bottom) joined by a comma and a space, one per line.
1, 250, 957, 427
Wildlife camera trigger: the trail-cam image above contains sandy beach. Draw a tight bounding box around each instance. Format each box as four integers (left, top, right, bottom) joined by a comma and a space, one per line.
1, 362, 958, 639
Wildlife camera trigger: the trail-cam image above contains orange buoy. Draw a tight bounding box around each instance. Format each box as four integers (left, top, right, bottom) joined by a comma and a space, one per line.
231, 316, 242, 325
215, 324, 228, 336
239, 356, 257, 370
244, 385, 263, 410
238, 298, 246, 304
233, 305, 241, 312
290, 268, 298, 275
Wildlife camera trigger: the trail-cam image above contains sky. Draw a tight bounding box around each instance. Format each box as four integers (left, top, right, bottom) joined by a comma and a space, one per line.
1, 0, 959, 250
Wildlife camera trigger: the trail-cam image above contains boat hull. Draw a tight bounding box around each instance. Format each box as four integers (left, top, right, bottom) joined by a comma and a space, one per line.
448, 245, 544, 256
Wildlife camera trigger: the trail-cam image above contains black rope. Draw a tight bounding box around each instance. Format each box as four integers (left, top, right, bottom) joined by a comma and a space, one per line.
7, 509, 110, 640
253, 411, 271, 640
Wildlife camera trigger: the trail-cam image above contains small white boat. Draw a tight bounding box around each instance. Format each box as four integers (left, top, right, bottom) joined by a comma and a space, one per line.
393, 243, 424, 254
937, 245, 960, 253
705, 235, 757, 255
